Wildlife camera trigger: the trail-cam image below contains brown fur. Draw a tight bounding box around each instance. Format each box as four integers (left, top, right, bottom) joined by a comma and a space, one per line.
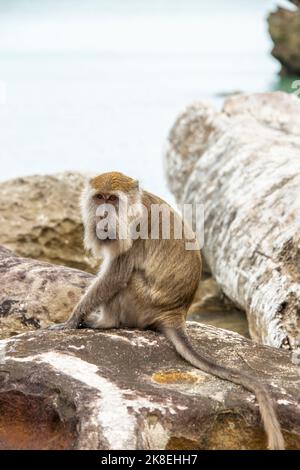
49, 171, 285, 450
90, 171, 138, 193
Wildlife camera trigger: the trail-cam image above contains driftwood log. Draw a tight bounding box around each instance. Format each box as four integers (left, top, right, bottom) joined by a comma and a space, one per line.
165, 92, 300, 350
0, 245, 299, 449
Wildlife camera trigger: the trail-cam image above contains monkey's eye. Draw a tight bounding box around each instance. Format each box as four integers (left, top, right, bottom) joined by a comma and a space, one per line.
108, 195, 118, 202
96, 194, 104, 200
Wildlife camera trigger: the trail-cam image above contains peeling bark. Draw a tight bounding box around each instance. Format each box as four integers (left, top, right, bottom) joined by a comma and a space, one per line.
165, 92, 300, 349
0, 323, 299, 449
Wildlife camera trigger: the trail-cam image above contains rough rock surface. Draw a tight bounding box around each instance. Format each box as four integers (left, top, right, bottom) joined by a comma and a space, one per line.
268, 3, 300, 75
0, 323, 299, 450
0, 246, 93, 339
0, 172, 98, 272
165, 92, 300, 350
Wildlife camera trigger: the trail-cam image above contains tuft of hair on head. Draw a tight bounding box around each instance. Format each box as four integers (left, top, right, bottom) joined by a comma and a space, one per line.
90, 172, 139, 193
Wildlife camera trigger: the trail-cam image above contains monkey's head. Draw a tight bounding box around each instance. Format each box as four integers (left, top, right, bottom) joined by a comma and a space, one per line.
90, 172, 138, 194
81, 172, 142, 257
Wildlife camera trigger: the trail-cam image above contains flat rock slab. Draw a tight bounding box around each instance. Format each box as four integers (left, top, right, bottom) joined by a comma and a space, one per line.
0, 323, 299, 449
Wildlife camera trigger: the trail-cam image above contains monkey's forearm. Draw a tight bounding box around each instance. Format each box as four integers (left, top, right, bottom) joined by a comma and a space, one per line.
64, 255, 133, 328
64, 280, 122, 328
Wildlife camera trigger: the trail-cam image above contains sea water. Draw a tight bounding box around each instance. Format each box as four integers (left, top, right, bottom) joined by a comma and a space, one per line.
0, 0, 293, 202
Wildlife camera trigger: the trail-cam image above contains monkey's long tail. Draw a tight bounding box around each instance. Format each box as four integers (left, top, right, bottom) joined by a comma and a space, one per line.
164, 326, 285, 450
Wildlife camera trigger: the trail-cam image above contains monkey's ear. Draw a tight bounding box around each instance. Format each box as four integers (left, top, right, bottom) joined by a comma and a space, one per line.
133, 179, 140, 190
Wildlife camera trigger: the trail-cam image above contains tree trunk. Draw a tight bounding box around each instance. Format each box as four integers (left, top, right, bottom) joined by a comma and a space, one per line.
165, 92, 300, 350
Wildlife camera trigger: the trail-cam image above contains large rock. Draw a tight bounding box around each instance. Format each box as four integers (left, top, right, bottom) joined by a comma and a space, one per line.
268, 4, 300, 75
0, 323, 299, 450
0, 246, 92, 339
0, 172, 97, 272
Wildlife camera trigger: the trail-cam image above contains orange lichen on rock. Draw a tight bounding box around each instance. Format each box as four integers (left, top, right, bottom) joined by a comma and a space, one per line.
152, 369, 203, 384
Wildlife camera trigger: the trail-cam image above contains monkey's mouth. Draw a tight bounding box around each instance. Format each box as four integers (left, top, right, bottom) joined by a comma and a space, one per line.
96, 230, 119, 243
96, 223, 126, 242
100, 237, 116, 243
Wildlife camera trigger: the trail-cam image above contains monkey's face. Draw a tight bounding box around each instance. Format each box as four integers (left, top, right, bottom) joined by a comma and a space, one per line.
93, 192, 121, 242
81, 172, 143, 254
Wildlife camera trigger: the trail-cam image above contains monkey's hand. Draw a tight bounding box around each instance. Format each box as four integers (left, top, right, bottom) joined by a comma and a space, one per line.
47, 322, 72, 331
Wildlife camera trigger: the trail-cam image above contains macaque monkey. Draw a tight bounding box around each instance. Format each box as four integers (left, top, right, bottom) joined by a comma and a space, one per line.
50, 171, 284, 450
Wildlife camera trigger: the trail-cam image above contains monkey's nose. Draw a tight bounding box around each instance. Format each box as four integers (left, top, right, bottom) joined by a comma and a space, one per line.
99, 210, 108, 220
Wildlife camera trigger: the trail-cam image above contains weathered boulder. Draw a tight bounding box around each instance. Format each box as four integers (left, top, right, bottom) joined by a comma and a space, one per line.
165, 92, 300, 350
0, 172, 97, 272
0, 323, 299, 450
268, 3, 300, 75
0, 246, 92, 339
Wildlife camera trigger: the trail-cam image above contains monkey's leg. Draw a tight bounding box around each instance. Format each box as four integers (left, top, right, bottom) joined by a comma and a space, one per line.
48, 295, 120, 331
81, 313, 117, 329
48, 308, 118, 331
48, 253, 133, 330
47, 291, 98, 330
47, 304, 85, 330
81, 300, 119, 329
